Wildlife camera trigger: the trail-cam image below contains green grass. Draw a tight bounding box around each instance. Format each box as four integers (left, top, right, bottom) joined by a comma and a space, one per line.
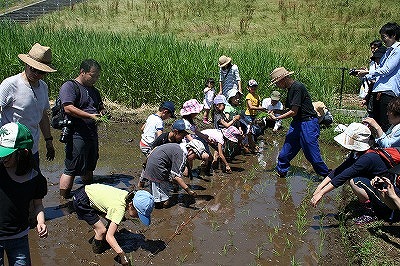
1, 0, 398, 109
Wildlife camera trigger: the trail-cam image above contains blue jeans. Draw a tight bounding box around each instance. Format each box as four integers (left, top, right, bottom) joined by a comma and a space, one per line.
276, 118, 329, 176
0, 235, 31, 265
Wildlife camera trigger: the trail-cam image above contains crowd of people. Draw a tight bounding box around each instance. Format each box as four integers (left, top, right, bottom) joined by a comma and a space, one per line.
0, 21, 399, 265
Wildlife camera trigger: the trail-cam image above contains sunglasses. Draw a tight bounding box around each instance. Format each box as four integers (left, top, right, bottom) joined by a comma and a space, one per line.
29, 66, 46, 75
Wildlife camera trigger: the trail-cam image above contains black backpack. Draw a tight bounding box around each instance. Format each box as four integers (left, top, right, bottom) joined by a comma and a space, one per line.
51, 80, 81, 129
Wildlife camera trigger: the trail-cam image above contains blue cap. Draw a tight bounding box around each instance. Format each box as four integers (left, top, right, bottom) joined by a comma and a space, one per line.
172, 119, 193, 134
161, 101, 176, 118
133, 190, 154, 226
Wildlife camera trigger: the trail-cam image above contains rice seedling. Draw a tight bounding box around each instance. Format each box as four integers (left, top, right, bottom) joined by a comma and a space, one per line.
295, 201, 309, 238
177, 254, 188, 265
291, 255, 301, 266
250, 245, 263, 260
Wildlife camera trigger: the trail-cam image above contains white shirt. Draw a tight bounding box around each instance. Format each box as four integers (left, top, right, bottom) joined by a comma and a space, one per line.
141, 114, 164, 146
0, 73, 50, 154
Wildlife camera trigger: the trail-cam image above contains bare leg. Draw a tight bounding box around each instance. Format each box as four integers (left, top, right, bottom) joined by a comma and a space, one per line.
59, 173, 75, 198
350, 179, 369, 202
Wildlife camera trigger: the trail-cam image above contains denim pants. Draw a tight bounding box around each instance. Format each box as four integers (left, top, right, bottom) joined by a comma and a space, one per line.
276, 118, 329, 176
0, 235, 31, 266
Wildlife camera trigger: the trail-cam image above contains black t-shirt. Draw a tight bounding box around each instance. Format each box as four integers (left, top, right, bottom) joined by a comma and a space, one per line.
214, 112, 227, 129
0, 166, 47, 237
285, 81, 317, 121
151, 132, 170, 149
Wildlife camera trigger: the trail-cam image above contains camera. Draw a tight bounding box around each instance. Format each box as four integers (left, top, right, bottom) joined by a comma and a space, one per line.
58, 119, 73, 143
348, 68, 358, 76
374, 180, 387, 190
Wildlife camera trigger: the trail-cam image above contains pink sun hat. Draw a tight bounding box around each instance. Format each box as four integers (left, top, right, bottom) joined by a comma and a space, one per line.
180, 99, 204, 116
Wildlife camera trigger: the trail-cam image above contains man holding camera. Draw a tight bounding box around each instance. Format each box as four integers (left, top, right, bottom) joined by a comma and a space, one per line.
59, 59, 106, 199
0, 43, 56, 167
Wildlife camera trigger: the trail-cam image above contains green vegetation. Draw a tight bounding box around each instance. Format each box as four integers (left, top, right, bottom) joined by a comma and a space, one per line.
2, 0, 399, 109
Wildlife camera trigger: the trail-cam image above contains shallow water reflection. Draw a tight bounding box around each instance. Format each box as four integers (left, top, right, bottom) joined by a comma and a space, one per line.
30, 122, 345, 265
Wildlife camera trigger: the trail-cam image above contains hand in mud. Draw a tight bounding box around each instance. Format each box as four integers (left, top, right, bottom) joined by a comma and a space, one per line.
310, 193, 322, 208
118, 252, 131, 266
37, 223, 48, 238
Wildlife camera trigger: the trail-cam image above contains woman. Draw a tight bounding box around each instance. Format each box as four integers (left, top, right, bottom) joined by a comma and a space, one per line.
363, 97, 400, 148
0, 122, 48, 265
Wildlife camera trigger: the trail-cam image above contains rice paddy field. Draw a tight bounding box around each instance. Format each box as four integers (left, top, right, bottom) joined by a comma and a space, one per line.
1, 1, 400, 264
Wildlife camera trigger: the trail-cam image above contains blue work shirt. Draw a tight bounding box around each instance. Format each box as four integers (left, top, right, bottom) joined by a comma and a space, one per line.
366, 41, 400, 96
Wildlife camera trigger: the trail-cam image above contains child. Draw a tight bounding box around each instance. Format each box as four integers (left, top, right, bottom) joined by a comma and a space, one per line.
203, 78, 215, 124
73, 184, 154, 265
143, 141, 207, 208
213, 94, 240, 130
201, 126, 241, 173
262, 90, 283, 131
244, 79, 266, 151
0, 122, 48, 265
139, 101, 176, 157
151, 119, 192, 149
180, 99, 212, 177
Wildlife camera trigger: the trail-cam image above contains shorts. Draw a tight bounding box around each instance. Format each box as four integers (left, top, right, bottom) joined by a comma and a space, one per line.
151, 181, 173, 203
64, 135, 99, 176
73, 186, 100, 225
139, 140, 152, 157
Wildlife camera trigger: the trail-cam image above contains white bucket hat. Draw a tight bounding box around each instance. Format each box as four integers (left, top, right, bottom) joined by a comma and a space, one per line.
333, 122, 371, 151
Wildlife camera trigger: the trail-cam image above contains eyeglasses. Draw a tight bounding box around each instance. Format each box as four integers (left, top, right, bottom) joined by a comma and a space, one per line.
29, 66, 46, 75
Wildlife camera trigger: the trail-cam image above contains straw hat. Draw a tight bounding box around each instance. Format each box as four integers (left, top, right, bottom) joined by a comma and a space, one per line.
333, 123, 371, 151
270, 67, 293, 86
18, 43, 57, 73
218, 55, 232, 68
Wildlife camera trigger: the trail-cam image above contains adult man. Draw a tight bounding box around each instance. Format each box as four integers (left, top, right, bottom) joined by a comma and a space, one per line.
269, 67, 329, 178
357, 22, 400, 132
0, 43, 56, 166
59, 59, 106, 198
143, 140, 208, 208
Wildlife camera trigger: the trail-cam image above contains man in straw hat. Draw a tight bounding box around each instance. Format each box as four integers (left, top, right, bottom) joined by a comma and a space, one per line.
218, 55, 242, 98
0, 43, 57, 167
269, 67, 329, 178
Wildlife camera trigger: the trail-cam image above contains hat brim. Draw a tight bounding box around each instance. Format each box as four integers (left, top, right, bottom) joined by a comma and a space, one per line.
180, 104, 204, 116
18, 54, 57, 73
137, 212, 151, 226
219, 57, 232, 67
269, 71, 294, 86
270, 97, 280, 101
0, 147, 17, 158
334, 132, 370, 151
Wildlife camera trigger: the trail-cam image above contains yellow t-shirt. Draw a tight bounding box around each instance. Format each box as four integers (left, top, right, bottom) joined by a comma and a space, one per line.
85, 184, 128, 225
245, 93, 260, 116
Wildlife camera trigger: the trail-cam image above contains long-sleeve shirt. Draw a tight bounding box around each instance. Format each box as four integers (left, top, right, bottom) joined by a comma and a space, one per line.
329, 152, 388, 188
366, 42, 400, 96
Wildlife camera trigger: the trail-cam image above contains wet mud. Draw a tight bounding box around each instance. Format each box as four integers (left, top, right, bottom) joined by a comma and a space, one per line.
28, 122, 346, 265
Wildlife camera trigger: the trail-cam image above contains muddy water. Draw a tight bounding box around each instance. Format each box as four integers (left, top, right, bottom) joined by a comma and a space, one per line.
28, 122, 345, 265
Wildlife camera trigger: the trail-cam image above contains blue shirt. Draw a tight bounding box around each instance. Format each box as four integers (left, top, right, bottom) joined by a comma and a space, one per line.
366, 42, 400, 96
